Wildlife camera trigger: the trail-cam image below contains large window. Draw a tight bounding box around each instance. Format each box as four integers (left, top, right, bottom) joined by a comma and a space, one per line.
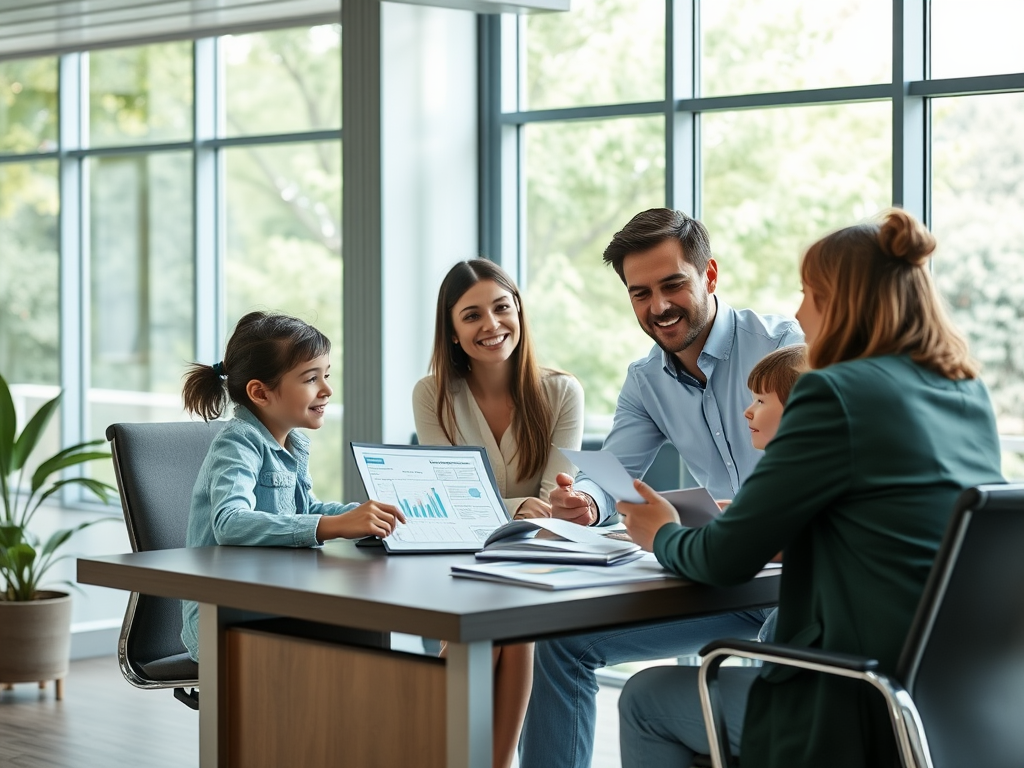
932, 92, 1024, 479
491, 0, 1024, 478
1, 24, 344, 501
222, 26, 343, 498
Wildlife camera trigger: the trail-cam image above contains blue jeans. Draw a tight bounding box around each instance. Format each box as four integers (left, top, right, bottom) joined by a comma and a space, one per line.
619, 664, 760, 766
519, 608, 772, 768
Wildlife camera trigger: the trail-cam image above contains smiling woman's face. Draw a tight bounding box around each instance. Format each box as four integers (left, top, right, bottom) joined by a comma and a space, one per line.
450, 279, 522, 369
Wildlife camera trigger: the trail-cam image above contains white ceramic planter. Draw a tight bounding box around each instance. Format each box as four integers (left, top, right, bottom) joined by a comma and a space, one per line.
0, 590, 72, 699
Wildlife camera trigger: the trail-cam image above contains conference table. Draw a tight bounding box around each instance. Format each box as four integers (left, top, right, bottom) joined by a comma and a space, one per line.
77, 542, 779, 768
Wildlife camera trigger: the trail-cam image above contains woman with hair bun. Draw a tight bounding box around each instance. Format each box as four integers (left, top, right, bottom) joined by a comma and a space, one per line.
616, 209, 1004, 768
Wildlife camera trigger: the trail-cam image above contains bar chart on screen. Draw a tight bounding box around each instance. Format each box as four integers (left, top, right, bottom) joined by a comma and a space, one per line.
397, 486, 451, 519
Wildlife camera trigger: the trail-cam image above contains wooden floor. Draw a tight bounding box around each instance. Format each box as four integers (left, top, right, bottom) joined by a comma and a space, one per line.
0, 655, 624, 768
0, 656, 198, 768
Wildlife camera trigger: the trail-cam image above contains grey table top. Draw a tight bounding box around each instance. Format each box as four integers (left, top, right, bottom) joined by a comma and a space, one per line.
77, 542, 779, 644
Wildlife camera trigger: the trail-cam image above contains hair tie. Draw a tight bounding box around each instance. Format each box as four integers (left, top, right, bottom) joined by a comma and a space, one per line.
212, 361, 225, 376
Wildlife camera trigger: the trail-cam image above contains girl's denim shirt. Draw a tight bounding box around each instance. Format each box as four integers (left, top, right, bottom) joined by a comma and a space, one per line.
181, 405, 356, 660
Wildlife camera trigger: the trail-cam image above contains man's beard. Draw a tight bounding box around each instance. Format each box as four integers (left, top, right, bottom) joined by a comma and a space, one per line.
642, 298, 711, 355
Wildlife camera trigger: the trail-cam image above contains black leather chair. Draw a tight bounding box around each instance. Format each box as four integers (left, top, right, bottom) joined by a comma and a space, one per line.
106, 420, 226, 710
697, 483, 1024, 768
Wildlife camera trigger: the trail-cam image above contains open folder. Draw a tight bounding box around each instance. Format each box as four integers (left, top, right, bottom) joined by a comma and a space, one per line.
475, 517, 643, 565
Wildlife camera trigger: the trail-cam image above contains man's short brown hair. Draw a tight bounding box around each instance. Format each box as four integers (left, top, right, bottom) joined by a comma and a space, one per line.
747, 344, 807, 404
603, 208, 713, 283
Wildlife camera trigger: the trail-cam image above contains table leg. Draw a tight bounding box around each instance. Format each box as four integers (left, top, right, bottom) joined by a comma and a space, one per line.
198, 602, 222, 768
445, 640, 493, 768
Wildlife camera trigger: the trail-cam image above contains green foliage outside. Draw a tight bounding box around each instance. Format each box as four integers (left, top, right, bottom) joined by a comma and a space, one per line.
1, 28, 346, 498
518, 0, 1022, 479
1, 7, 1022, 499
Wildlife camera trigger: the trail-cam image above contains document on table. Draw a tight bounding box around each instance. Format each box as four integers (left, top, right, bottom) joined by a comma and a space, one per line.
451, 553, 676, 590
350, 443, 510, 553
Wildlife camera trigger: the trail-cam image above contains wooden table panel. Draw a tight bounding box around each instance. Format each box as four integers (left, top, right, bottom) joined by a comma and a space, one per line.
226, 628, 445, 768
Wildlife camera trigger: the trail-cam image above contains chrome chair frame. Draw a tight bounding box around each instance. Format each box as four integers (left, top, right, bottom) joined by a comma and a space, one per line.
698, 483, 1024, 768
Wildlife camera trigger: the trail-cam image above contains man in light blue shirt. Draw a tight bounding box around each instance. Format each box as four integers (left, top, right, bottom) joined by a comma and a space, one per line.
519, 208, 803, 768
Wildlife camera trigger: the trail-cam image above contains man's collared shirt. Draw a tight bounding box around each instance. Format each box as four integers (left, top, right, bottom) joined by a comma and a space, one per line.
576, 297, 803, 523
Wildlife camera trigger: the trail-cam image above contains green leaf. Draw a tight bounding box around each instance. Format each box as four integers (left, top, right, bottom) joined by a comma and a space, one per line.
31, 447, 112, 494
0, 372, 16, 478
35, 477, 117, 510
39, 518, 111, 558
0, 523, 27, 550
39, 528, 75, 557
4, 542, 37, 571
10, 391, 62, 472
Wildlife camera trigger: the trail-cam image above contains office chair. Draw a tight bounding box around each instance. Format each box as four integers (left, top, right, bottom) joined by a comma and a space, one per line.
697, 483, 1024, 768
106, 420, 226, 711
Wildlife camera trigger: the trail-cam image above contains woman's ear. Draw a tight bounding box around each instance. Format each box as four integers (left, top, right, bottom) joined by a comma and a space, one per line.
246, 379, 270, 406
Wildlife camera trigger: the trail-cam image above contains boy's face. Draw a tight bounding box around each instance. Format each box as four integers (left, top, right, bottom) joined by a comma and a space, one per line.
744, 390, 785, 450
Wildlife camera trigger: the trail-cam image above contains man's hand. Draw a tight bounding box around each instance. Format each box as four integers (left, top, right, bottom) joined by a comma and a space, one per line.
513, 497, 552, 519
617, 478, 680, 551
548, 472, 598, 526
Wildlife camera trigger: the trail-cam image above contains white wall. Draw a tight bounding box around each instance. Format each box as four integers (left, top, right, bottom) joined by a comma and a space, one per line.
381, 2, 480, 445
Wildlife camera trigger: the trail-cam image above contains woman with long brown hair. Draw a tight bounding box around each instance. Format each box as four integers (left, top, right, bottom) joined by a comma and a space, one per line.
616, 209, 1004, 768
413, 258, 583, 768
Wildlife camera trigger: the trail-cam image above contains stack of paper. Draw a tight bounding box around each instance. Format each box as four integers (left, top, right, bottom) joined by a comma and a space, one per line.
451, 555, 674, 590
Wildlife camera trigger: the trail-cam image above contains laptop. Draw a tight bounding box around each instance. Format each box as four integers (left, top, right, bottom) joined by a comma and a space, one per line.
350, 442, 511, 553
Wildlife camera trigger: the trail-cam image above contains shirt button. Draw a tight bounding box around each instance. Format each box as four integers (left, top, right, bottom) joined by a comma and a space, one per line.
715, 431, 720, 436
727, 462, 732, 466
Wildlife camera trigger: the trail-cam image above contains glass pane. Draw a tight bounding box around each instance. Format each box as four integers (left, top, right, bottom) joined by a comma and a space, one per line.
1003, 447, 1024, 483
0, 160, 62, 476
522, 116, 664, 424
224, 25, 341, 137
702, 0, 891, 97
0, 57, 58, 153
0, 160, 59, 384
89, 42, 193, 147
88, 152, 195, 441
224, 142, 343, 498
523, 0, 664, 110
932, 93, 1024, 451
703, 102, 891, 316
931, 0, 1024, 79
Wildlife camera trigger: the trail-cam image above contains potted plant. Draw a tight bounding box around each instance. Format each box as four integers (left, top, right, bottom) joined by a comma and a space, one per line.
0, 372, 116, 699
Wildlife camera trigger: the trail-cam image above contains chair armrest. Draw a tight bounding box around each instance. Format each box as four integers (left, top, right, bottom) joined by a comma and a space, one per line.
698, 637, 880, 673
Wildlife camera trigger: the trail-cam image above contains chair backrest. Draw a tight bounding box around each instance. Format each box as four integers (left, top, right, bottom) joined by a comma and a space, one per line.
897, 483, 1024, 768
106, 420, 224, 678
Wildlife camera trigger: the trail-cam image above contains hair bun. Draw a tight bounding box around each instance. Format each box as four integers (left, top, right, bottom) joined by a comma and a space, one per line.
878, 208, 936, 267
